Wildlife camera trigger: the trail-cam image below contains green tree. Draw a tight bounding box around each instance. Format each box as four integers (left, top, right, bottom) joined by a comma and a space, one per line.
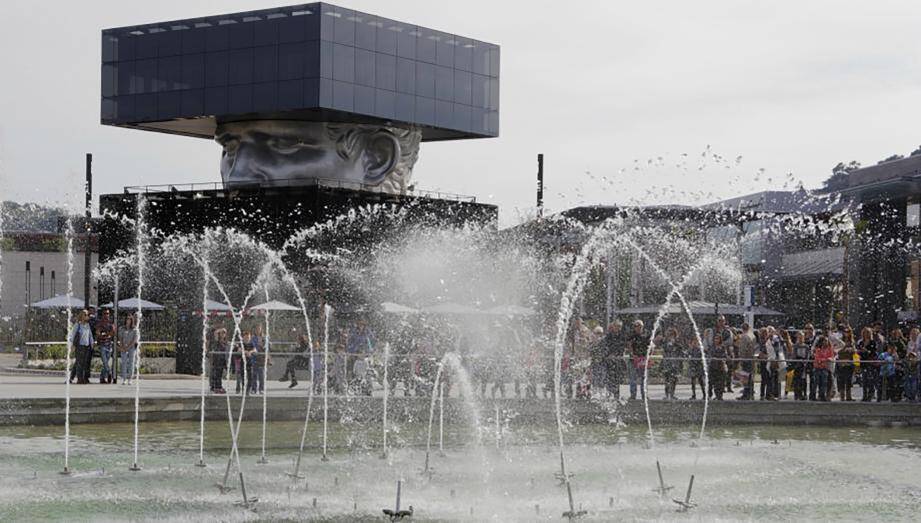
910, 145, 921, 157
878, 154, 904, 164
823, 160, 861, 191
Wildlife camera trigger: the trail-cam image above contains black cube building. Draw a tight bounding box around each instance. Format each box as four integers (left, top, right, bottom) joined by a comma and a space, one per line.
101, 2, 499, 140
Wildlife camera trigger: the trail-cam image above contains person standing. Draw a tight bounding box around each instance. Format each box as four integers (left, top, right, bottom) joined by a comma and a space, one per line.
627, 320, 649, 400
209, 328, 228, 394
708, 333, 728, 400
803, 324, 817, 401
280, 334, 311, 388
601, 320, 625, 400
813, 336, 835, 402
71, 310, 95, 384
95, 309, 116, 384
835, 329, 855, 401
856, 327, 879, 402
736, 323, 757, 400
118, 314, 139, 386
790, 330, 810, 400
687, 335, 705, 400
661, 327, 682, 400
715, 316, 734, 394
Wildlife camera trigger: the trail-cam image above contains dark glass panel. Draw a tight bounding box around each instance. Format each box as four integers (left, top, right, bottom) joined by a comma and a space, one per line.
395, 92, 414, 121
415, 62, 434, 98
354, 84, 374, 114
356, 48, 375, 87
254, 45, 277, 82
228, 48, 254, 85
182, 27, 206, 54
229, 21, 255, 49
395, 57, 415, 94
375, 88, 396, 119
356, 15, 377, 50
157, 30, 182, 56
435, 99, 453, 127
277, 78, 304, 109
205, 51, 229, 87
228, 84, 253, 113
375, 53, 396, 91
204, 86, 228, 114
435, 65, 453, 101
453, 70, 471, 105
278, 43, 305, 80
331, 80, 354, 111
415, 96, 435, 125
332, 43, 355, 83
252, 82, 277, 112
181, 53, 205, 89
205, 25, 230, 52
181, 89, 204, 115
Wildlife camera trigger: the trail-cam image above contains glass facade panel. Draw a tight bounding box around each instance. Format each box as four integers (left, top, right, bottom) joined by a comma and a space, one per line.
253, 82, 277, 112
228, 84, 253, 113
356, 15, 377, 50
395, 58, 415, 94
331, 79, 354, 111
454, 37, 472, 72
417, 28, 436, 64
136, 33, 158, 59
375, 88, 396, 119
158, 56, 182, 91
435, 31, 454, 68
332, 43, 355, 83
435, 99, 452, 127
395, 92, 414, 121
228, 48, 254, 85
135, 59, 157, 94
396, 23, 416, 59
182, 28, 206, 54
415, 96, 435, 125
158, 30, 182, 57
205, 25, 230, 52
181, 89, 204, 114
377, 20, 398, 55
204, 86, 228, 114
229, 21, 255, 49
182, 53, 205, 89
454, 70, 471, 105
102, 64, 116, 97
471, 42, 488, 76
375, 53, 396, 91
117, 60, 135, 95
278, 78, 304, 109
278, 43, 305, 79
355, 48, 375, 87
471, 74, 488, 108
205, 51, 229, 87
135, 93, 157, 120
102, 35, 117, 63
435, 65, 453, 101
415, 62, 435, 98
354, 84, 374, 114
254, 19, 279, 46
333, 7, 355, 45
254, 45, 277, 82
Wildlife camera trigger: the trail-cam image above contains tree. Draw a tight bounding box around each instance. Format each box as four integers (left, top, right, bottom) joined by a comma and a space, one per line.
878, 154, 904, 164
910, 145, 921, 157
823, 160, 861, 191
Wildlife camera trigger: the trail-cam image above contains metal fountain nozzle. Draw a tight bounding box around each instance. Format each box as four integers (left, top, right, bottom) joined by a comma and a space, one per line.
652, 460, 674, 496
672, 475, 697, 513
382, 480, 414, 521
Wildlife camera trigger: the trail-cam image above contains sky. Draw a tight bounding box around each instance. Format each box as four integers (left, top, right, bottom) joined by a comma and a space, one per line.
1, 0, 920, 226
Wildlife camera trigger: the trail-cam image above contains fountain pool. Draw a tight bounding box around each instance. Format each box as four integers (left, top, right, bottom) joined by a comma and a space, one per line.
1, 421, 918, 521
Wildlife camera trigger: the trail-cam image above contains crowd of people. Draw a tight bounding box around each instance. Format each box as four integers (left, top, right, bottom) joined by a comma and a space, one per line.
558, 314, 921, 403
67, 307, 140, 385
68, 303, 920, 405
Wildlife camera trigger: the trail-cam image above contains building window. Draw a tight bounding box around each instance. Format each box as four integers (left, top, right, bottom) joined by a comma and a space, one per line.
907, 202, 920, 228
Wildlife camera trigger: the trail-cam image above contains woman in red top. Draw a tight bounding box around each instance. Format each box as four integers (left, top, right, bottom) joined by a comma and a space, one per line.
813, 336, 836, 402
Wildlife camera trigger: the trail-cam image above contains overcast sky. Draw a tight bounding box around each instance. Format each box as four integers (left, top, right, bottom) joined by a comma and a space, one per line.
1, 0, 920, 226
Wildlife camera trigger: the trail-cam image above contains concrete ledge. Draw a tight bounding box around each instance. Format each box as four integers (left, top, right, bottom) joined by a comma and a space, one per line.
1, 396, 918, 427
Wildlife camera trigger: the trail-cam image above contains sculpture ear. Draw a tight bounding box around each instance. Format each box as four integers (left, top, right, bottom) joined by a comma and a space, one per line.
360, 130, 401, 183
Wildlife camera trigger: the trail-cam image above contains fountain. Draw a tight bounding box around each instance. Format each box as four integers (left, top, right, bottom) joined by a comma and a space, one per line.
382, 480, 413, 522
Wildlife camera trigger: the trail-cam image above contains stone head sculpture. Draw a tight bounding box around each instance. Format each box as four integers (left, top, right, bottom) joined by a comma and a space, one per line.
215, 120, 422, 194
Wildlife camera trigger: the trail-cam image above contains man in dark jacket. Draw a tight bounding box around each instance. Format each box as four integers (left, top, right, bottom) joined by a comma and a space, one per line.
601, 320, 626, 399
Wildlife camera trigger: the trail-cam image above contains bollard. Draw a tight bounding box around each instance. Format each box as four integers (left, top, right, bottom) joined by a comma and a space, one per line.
313, 498, 317, 508
334, 476, 339, 486
353, 501, 357, 511
609, 496, 614, 507
535, 504, 540, 515
450, 489, 455, 498
470, 507, 474, 516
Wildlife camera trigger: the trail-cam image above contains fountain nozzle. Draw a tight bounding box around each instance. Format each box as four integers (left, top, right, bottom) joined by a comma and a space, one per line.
382, 480, 414, 521
652, 460, 673, 496
672, 475, 697, 513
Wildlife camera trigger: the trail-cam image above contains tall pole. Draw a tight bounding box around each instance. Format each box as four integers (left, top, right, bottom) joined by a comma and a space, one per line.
536, 153, 544, 218
84, 153, 93, 309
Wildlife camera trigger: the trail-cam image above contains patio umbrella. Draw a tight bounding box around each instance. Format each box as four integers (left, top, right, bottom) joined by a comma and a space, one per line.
423, 302, 482, 315
381, 301, 419, 314
485, 304, 536, 316
100, 297, 165, 311
249, 300, 301, 312
30, 295, 90, 309
201, 299, 234, 312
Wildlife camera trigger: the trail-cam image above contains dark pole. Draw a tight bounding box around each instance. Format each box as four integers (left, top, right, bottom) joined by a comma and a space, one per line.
40, 266, 45, 300
536, 153, 544, 218
84, 153, 93, 309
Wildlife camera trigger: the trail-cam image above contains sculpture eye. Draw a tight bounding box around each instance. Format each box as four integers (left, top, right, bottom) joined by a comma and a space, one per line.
221, 138, 240, 157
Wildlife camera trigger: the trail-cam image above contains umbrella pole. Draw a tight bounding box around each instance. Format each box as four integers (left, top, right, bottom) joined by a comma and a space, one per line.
113, 276, 119, 384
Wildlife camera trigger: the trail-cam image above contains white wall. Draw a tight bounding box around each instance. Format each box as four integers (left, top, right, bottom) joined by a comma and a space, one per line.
0, 250, 98, 318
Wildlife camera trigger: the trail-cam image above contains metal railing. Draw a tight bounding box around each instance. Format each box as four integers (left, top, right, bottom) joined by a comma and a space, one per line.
122, 177, 478, 203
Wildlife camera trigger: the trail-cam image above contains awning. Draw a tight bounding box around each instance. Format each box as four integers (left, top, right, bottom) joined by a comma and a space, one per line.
30, 295, 92, 309
781, 248, 844, 279
616, 301, 783, 316
100, 297, 165, 311
248, 300, 301, 312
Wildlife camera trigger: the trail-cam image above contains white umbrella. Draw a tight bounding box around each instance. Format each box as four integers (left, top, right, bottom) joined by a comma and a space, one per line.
486, 304, 536, 316
423, 302, 482, 315
100, 297, 165, 311
30, 295, 91, 309
381, 302, 419, 314
249, 300, 301, 312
